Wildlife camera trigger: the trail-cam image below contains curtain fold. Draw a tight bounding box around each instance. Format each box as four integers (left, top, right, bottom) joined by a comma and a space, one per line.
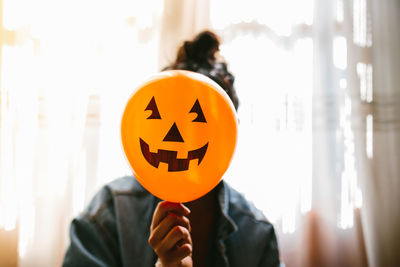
158, 0, 210, 69
360, 0, 400, 266
0, 1, 164, 266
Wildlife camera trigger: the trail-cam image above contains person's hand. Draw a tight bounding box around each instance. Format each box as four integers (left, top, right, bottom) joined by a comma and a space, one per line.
148, 201, 193, 267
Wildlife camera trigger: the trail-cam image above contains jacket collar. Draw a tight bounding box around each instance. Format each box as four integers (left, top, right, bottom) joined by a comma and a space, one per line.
216, 181, 238, 240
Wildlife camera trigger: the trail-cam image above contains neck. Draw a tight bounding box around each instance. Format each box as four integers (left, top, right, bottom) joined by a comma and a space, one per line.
184, 186, 219, 214
184, 187, 220, 267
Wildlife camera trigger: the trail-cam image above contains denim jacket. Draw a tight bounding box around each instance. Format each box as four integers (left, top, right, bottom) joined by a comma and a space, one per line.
62, 176, 280, 267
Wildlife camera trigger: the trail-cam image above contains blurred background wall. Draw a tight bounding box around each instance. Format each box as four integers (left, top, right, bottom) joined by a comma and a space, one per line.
0, 0, 399, 266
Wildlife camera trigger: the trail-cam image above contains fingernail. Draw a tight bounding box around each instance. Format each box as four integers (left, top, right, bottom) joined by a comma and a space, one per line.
183, 205, 191, 214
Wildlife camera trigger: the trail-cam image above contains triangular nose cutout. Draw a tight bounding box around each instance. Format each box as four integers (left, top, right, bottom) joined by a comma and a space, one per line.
163, 123, 184, 142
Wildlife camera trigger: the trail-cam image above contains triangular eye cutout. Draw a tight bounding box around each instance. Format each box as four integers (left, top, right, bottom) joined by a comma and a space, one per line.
145, 96, 161, 119
189, 99, 207, 123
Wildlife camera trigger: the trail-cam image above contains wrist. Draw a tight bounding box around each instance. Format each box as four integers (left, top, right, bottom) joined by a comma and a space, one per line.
155, 258, 162, 267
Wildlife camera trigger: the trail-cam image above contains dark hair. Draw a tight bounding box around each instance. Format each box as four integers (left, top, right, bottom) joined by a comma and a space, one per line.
165, 30, 239, 110
173, 31, 220, 67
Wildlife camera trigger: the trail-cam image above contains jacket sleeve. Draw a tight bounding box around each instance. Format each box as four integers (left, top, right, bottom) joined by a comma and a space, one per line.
62, 214, 121, 267
62, 185, 124, 267
257, 226, 281, 267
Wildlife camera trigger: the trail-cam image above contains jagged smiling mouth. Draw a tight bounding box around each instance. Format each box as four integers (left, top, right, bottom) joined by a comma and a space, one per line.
139, 138, 208, 172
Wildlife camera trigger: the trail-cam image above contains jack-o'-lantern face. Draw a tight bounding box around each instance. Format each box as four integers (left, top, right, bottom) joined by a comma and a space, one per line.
121, 70, 237, 203
139, 96, 209, 172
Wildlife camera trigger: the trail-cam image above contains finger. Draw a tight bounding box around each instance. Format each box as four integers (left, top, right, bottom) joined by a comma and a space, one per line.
161, 243, 192, 266
170, 243, 192, 262
148, 213, 191, 248
151, 201, 190, 230
157, 225, 192, 255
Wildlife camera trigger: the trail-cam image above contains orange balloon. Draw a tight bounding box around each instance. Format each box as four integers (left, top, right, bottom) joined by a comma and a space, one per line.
121, 70, 237, 203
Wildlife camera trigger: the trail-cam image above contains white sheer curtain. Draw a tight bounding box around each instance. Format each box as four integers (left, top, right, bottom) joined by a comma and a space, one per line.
359, 0, 400, 266
0, 0, 163, 266
209, 0, 396, 266
0, 0, 399, 266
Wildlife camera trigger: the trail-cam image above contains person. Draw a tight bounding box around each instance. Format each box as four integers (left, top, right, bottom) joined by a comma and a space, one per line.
63, 30, 281, 267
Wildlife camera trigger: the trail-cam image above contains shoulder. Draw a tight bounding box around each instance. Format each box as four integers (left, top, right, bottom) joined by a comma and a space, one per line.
64, 177, 158, 266
73, 176, 156, 254
83, 176, 152, 220
224, 181, 270, 224
223, 181, 277, 247
106, 175, 148, 195
223, 182, 280, 266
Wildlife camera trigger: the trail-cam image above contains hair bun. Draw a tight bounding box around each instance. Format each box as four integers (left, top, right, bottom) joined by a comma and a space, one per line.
183, 41, 193, 57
